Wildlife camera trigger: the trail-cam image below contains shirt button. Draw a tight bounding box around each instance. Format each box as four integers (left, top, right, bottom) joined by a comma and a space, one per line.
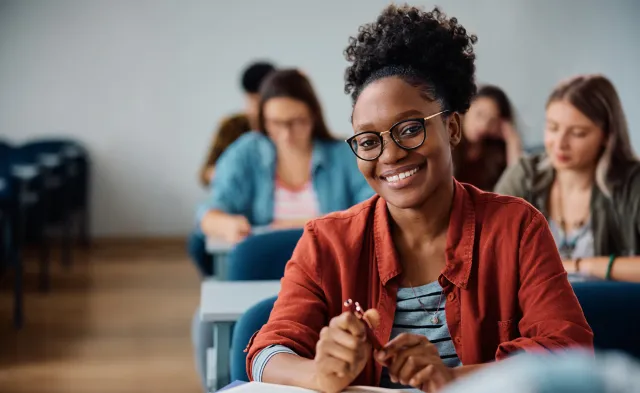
447, 292, 456, 301
455, 336, 462, 344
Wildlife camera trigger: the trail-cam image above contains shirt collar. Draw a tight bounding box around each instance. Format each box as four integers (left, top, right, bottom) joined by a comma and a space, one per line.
373, 179, 476, 289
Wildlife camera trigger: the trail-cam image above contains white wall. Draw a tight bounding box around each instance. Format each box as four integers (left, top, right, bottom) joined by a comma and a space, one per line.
0, 0, 638, 236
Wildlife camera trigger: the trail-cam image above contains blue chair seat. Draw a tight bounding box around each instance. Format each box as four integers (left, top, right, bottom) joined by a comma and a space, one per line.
572, 281, 640, 358
225, 229, 303, 281
230, 296, 277, 382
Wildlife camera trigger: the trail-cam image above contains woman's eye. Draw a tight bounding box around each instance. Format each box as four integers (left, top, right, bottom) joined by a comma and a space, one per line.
356, 137, 380, 150
398, 122, 422, 136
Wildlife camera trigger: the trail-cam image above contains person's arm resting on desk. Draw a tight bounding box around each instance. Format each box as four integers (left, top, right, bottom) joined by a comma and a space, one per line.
564, 257, 640, 282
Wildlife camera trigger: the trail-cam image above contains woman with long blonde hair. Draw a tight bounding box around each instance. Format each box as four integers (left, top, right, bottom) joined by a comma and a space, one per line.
496, 74, 640, 281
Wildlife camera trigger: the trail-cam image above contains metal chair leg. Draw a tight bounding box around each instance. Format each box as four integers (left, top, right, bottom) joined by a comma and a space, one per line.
38, 223, 50, 292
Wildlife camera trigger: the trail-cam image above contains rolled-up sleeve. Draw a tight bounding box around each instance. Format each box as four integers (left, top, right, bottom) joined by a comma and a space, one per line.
252, 345, 299, 382
246, 222, 328, 380
496, 212, 594, 359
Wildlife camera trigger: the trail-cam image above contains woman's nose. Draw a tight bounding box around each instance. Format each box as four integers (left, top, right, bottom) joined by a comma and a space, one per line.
377, 135, 408, 164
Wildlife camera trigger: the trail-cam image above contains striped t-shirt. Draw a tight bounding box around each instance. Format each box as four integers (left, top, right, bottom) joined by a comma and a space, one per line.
252, 281, 461, 388
272, 176, 319, 221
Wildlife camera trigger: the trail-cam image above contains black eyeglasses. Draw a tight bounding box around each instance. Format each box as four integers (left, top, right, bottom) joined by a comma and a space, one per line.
345, 110, 449, 161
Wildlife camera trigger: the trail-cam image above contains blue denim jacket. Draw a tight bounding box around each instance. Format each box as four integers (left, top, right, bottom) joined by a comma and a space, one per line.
195, 131, 374, 227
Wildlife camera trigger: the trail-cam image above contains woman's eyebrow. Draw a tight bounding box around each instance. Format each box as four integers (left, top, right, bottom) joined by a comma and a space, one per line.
352, 109, 426, 132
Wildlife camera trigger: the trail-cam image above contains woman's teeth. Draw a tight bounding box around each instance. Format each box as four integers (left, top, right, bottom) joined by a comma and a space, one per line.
384, 167, 419, 183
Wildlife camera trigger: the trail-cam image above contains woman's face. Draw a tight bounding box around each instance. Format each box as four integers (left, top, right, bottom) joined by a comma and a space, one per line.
263, 97, 314, 150
462, 97, 502, 142
351, 76, 461, 209
544, 100, 606, 172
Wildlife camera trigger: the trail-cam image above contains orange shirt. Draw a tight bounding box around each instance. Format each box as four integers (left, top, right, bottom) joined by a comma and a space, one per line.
246, 180, 593, 386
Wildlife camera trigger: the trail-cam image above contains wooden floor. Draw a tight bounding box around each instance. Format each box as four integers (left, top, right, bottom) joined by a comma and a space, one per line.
0, 241, 202, 393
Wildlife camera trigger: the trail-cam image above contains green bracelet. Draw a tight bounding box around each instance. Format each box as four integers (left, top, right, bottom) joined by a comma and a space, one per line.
605, 254, 616, 280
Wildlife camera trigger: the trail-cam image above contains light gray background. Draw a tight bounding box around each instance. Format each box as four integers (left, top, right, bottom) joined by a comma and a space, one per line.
0, 0, 638, 236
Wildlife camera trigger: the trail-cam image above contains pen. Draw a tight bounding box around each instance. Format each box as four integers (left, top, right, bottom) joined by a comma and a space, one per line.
343, 299, 383, 350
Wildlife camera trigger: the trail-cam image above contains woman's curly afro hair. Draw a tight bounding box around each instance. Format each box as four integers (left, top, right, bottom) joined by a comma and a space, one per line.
344, 4, 478, 114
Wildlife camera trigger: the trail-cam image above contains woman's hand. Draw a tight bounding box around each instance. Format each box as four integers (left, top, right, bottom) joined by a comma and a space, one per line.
201, 212, 251, 243
313, 311, 372, 393
499, 120, 518, 141
499, 120, 522, 165
376, 333, 455, 392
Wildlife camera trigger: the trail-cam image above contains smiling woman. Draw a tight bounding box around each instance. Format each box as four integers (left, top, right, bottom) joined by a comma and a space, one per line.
246, 5, 593, 393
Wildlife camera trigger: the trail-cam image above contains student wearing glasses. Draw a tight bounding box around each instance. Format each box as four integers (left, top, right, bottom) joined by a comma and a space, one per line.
189, 69, 373, 277
495, 74, 640, 282
190, 69, 373, 391
246, 5, 592, 393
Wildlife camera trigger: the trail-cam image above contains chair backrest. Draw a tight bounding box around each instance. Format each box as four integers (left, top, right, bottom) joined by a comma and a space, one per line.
230, 296, 277, 382
225, 229, 304, 281
572, 281, 640, 358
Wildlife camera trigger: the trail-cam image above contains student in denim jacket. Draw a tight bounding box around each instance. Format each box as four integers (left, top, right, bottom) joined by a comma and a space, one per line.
188, 69, 373, 277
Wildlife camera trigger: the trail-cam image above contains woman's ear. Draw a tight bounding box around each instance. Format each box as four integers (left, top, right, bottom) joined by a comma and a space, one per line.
448, 112, 462, 148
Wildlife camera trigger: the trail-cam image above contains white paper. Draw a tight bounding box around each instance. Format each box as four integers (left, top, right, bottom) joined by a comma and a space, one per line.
227, 382, 413, 393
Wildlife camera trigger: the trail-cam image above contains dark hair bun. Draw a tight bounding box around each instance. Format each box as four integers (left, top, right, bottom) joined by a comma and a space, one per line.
344, 5, 477, 113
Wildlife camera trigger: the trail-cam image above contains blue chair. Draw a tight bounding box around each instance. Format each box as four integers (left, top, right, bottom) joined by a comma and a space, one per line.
0, 141, 45, 328
0, 146, 21, 327
230, 296, 277, 382
220, 229, 302, 383
225, 229, 304, 281
572, 281, 640, 359
17, 139, 91, 267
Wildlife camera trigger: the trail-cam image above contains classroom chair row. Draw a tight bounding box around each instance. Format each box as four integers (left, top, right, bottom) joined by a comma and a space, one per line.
0, 138, 91, 329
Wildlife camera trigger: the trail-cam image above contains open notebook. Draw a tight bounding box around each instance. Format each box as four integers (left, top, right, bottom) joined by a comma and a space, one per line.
226, 382, 414, 393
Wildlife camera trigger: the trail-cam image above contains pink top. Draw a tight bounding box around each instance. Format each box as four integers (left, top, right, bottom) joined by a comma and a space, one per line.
273, 176, 319, 221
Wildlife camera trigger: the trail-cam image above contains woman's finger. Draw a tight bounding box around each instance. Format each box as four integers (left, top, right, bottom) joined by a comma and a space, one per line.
408, 364, 435, 389
317, 338, 359, 372
330, 311, 366, 339
386, 345, 428, 383
378, 333, 428, 363
383, 333, 427, 352
316, 352, 351, 378
327, 325, 365, 351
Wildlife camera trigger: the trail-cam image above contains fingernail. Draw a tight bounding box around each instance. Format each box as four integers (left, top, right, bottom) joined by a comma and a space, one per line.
390, 376, 397, 383
409, 379, 417, 386
377, 350, 386, 358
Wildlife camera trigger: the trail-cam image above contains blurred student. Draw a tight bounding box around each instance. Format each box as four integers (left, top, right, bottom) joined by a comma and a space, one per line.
198, 61, 275, 187
196, 68, 373, 245
190, 68, 373, 277
246, 6, 592, 393
190, 69, 374, 389
496, 74, 640, 282
453, 85, 522, 190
